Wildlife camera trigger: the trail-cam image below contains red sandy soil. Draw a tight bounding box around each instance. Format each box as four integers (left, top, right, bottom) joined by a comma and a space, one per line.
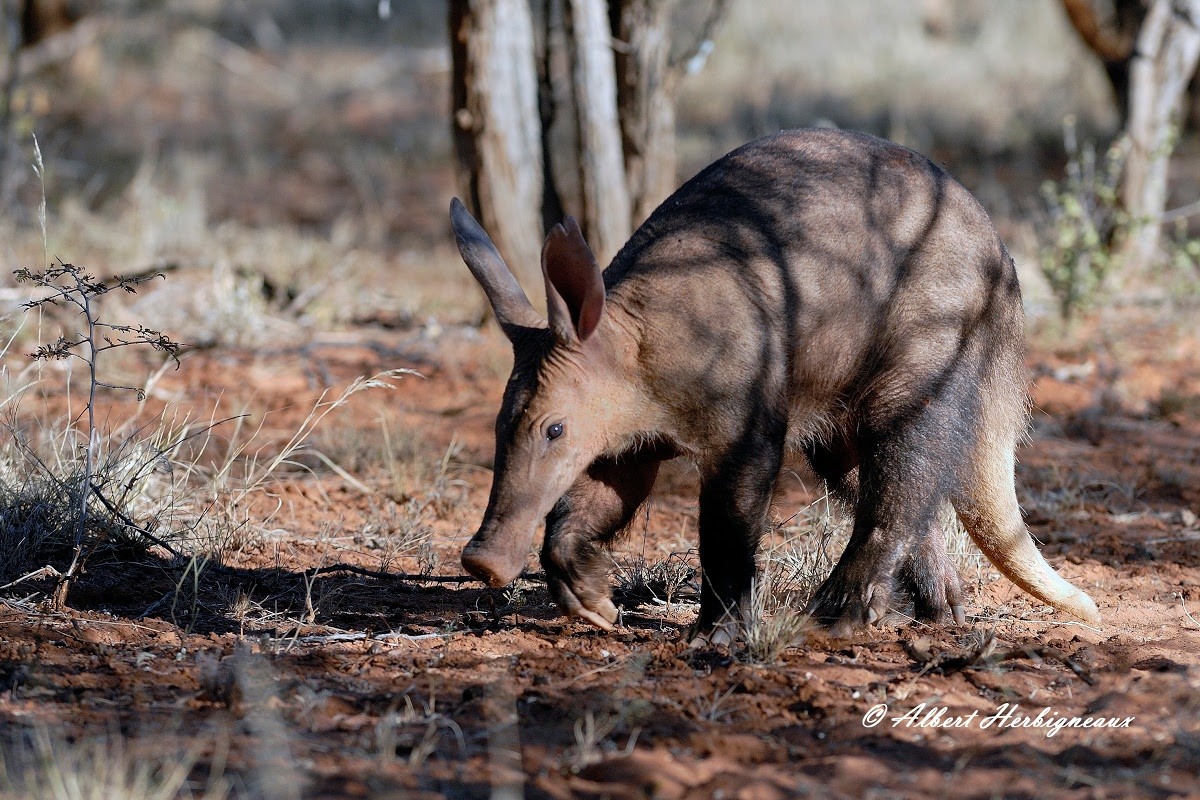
1, 312, 1199, 799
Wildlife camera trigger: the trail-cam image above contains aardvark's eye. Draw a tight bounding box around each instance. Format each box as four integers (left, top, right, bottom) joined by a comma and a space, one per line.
546, 422, 564, 441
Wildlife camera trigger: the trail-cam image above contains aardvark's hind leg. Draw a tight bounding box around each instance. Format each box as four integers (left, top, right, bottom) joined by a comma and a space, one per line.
806, 390, 969, 636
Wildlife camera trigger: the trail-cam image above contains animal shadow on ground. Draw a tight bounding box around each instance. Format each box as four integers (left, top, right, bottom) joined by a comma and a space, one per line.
2, 548, 694, 640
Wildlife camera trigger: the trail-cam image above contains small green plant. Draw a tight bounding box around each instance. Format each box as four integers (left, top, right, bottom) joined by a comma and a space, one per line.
1158, 219, 1200, 301
1038, 119, 1131, 320
10, 261, 181, 607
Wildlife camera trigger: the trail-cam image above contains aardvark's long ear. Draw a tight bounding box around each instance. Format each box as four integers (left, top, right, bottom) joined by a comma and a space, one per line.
541, 216, 604, 344
449, 198, 544, 336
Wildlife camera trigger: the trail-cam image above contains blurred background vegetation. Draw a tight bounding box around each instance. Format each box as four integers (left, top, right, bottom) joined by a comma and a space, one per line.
0, 0, 1197, 327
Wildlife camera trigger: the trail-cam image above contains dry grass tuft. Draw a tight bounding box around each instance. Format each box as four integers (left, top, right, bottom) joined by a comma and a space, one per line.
739, 564, 812, 664
0, 409, 191, 589
0, 728, 228, 800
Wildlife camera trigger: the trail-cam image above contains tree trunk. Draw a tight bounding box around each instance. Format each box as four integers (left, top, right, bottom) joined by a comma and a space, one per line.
452, 0, 725, 271
613, 0, 675, 228
1060, 0, 1145, 119
1121, 0, 1200, 272
450, 0, 544, 287
534, 0, 565, 233
1, 0, 22, 192
564, 0, 631, 266
614, 0, 727, 228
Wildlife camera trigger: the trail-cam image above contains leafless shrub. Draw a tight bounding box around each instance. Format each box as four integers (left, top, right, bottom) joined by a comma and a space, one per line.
768, 492, 850, 607
689, 683, 743, 724
611, 550, 697, 610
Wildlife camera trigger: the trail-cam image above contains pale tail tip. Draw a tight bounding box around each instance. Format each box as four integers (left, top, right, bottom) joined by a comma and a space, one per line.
1062, 591, 1101, 625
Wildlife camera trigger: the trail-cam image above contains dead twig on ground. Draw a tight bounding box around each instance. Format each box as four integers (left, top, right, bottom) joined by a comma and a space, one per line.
88, 482, 180, 556
903, 633, 1096, 685
292, 630, 458, 645
1179, 593, 1200, 629
0, 565, 62, 591
308, 562, 543, 585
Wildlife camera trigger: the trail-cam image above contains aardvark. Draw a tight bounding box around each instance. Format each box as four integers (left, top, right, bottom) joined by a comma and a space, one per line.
449, 128, 1100, 639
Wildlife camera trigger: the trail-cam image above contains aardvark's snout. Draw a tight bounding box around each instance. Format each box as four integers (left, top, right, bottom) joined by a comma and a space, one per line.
461, 523, 531, 588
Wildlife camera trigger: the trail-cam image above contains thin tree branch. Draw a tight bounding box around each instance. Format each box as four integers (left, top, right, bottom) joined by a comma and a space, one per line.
667, 0, 729, 76
1160, 196, 1200, 222
88, 482, 181, 557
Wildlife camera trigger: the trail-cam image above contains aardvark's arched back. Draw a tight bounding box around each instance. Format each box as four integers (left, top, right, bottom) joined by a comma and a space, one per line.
449, 128, 1100, 640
